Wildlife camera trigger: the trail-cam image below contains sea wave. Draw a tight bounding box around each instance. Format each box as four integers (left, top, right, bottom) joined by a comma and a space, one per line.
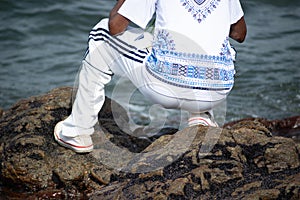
0, 0, 299, 122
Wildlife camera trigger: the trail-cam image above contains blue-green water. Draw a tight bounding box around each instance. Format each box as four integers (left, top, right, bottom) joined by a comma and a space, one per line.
0, 0, 299, 122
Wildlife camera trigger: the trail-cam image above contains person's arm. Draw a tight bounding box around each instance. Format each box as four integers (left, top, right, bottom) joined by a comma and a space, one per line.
109, 0, 130, 35
229, 16, 247, 43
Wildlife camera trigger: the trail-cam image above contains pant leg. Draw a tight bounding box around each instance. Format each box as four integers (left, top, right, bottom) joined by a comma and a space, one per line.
61, 60, 112, 137
60, 18, 152, 137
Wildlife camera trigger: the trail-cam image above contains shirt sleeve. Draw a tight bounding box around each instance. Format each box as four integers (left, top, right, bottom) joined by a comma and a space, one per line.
229, 0, 244, 24
118, 0, 157, 29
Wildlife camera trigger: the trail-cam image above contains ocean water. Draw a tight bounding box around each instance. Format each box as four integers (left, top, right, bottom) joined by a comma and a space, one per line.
0, 0, 299, 123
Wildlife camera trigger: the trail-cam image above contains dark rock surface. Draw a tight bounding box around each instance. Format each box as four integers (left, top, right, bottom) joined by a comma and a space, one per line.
0, 87, 299, 199
224, 116, 300, 144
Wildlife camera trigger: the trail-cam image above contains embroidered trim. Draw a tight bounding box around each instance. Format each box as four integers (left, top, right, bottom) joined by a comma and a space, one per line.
151, 48, 233, 66
180, 0, 221, 23
146, 66, 233, 91
147, 53, 234, 81
145, 49, 234, 91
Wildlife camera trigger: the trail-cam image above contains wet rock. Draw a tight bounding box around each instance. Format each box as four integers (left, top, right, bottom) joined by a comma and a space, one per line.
0, 87, 116, 198
91, 124, 300, 199
0, 87, 299, 199
224, 116, 300, 143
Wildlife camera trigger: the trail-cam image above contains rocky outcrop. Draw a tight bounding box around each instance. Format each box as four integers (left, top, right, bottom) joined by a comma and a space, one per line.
0, 87, 299, 199
224, 116, 300, 144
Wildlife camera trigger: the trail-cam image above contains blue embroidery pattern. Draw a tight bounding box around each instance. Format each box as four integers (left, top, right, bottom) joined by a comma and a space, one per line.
180, 0, 221, 23
153, 30, 176, 51
220, 37, 232, 60
146, 49, 235, 91
194, 0, 206, 5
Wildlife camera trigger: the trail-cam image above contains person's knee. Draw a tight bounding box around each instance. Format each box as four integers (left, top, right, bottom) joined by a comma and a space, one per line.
93, 18, 109, 31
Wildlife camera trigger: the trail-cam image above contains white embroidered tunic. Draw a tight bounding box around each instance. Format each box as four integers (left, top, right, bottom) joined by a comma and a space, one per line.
118, 0, 244, 100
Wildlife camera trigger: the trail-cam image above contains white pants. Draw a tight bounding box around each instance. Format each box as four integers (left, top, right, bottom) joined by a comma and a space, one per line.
60, 19, 227, 137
